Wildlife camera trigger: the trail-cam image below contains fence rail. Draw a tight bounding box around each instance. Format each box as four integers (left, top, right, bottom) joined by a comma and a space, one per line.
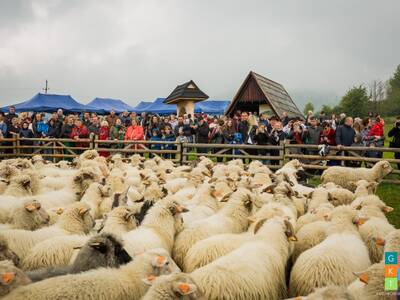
1, 135, 399, 180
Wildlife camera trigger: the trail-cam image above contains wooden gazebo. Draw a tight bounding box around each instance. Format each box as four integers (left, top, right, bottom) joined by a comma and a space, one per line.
225, 71, 303, 119
164, 80, 209, 116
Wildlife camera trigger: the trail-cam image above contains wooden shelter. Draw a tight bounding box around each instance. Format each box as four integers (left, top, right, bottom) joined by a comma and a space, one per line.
164, 80, 209, 116
225, 71, 303, 119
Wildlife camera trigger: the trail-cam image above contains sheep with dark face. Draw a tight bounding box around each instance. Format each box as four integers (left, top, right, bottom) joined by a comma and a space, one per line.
0, 237, 20, 267
0, 260, 31, 297
26, 233, 132, 282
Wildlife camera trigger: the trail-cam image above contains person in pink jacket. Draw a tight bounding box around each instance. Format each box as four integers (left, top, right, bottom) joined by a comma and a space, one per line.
124, 118, 144, 150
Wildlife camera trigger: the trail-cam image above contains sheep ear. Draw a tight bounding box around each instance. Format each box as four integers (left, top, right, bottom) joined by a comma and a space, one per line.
24, 203, 37, 212
353, 271, 369, 284
372, 237, 386, 246
353, 216, 369, 226
284, 219, 297, 241
0, 272, 15, 285
79, 207, 90, 216
262, 184, 276, 193
220, 192, 233, 202
90, 242, 107, 254
173, 282, 197, 295
142, 275, 156, 286
253, 218, 268, 234
382, 206, 393, 213
247, 216, 257, 223
152, 255, 167, 267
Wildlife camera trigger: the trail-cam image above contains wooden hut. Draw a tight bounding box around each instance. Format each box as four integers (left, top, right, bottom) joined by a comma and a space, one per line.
164, 80, 209, 116
225, 71, 303, 119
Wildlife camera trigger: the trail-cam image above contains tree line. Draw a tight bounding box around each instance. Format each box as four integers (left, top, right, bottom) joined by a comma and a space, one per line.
303, 65, 400, 117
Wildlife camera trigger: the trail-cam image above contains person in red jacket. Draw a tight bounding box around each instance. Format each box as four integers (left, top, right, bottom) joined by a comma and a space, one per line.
367, 117, 385, 158
70, 119, 89, 150
98, 120, 110, 157
124, 118, 144, 150
319, 122, 336, 146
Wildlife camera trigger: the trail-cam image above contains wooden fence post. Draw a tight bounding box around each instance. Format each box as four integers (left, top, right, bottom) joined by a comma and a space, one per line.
279, 141, 285, 167
12, 134, 19, 158
178, 142, 184, 165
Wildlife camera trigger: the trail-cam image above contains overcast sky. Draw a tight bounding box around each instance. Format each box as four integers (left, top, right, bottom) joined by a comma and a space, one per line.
0, 0, 399, 109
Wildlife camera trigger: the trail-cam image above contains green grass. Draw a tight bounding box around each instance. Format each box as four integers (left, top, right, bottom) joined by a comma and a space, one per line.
308, 177, 399, 229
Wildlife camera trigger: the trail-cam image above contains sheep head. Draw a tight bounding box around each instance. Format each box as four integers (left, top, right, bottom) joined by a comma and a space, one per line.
71, 233, 132, 274
141, 249, 181, 286
17, 201, 50, 230
0, 238, 20, 268
59, 203, 95, 234
375, 160, 393, 179
142, 273, 204, 299
0, 260, 31, 297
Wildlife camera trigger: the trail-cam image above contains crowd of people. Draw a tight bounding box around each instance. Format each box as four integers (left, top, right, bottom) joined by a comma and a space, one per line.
0, 106, 399, 168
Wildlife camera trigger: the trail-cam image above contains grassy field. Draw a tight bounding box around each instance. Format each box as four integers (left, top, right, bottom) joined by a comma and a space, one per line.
309, 177, 399, 229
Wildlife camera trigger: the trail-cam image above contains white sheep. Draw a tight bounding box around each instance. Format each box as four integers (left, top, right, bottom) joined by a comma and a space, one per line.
183, 202, 296, 272
358, 217, 395, 263
321, 161, 392, 191
5, 249, 180, 300
172, 188, 262, 268
289, 206, 371, 296
22, 206, 138, 270
123, 198, 187, 256
353, 180, 378, 198
0, 202, 94, 260
1, 201, 50, 231
147, 217, 296, 300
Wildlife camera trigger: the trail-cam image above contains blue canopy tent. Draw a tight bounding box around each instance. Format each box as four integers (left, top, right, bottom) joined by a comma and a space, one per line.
133, 98, 230, 115
133, 101, 152, 112
139, 98, 176, 115
87, 98, 135, 113
1, 93, 103, 114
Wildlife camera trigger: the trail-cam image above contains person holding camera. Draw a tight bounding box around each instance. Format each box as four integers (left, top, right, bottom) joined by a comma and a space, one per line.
388, 117, 400, 169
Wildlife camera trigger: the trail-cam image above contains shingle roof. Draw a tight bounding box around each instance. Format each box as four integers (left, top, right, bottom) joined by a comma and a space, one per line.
226, 71, 304, 119
164, 80, 209, 104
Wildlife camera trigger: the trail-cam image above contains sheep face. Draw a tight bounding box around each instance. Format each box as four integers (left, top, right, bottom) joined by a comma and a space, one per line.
0, 239, 20, 267
0, 260, 31, 297
73, 170, 99, 199
16, 201, 50, 230
143, 273, 204, 300
376, 161, 393, 178
142, 249, 181, 284
71, 233, 132, 273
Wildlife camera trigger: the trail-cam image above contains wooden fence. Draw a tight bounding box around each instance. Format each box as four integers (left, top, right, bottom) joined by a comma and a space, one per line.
1, 135, 399, 181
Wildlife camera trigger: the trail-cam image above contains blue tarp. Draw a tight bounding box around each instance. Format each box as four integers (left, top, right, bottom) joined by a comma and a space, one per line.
1, 93, 104, 113
133, 98, 230, 115
195, 100, 230, 114
87, 98, 135, 113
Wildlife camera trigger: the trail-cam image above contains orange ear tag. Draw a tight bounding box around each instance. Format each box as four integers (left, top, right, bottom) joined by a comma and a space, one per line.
2, 272, 14, 284
179, 283, 190, 294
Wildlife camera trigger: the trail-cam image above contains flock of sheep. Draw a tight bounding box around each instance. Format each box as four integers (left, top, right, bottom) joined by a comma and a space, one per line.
0, 149, 397, 299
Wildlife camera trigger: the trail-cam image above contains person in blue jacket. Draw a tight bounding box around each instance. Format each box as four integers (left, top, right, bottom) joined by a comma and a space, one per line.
162, 126, 176, 159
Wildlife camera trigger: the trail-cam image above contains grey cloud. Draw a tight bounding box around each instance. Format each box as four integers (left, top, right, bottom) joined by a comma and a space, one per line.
0, 0, 399, 110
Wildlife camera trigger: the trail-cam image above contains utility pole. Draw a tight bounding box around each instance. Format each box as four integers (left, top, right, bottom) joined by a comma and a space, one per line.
43, 80, 49, 94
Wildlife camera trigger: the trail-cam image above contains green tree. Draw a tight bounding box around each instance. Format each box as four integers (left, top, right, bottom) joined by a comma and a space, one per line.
338, 85, 369, 117
385, 65, 400, 116
303, 102, 314, 116
321, 104, 333, 115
